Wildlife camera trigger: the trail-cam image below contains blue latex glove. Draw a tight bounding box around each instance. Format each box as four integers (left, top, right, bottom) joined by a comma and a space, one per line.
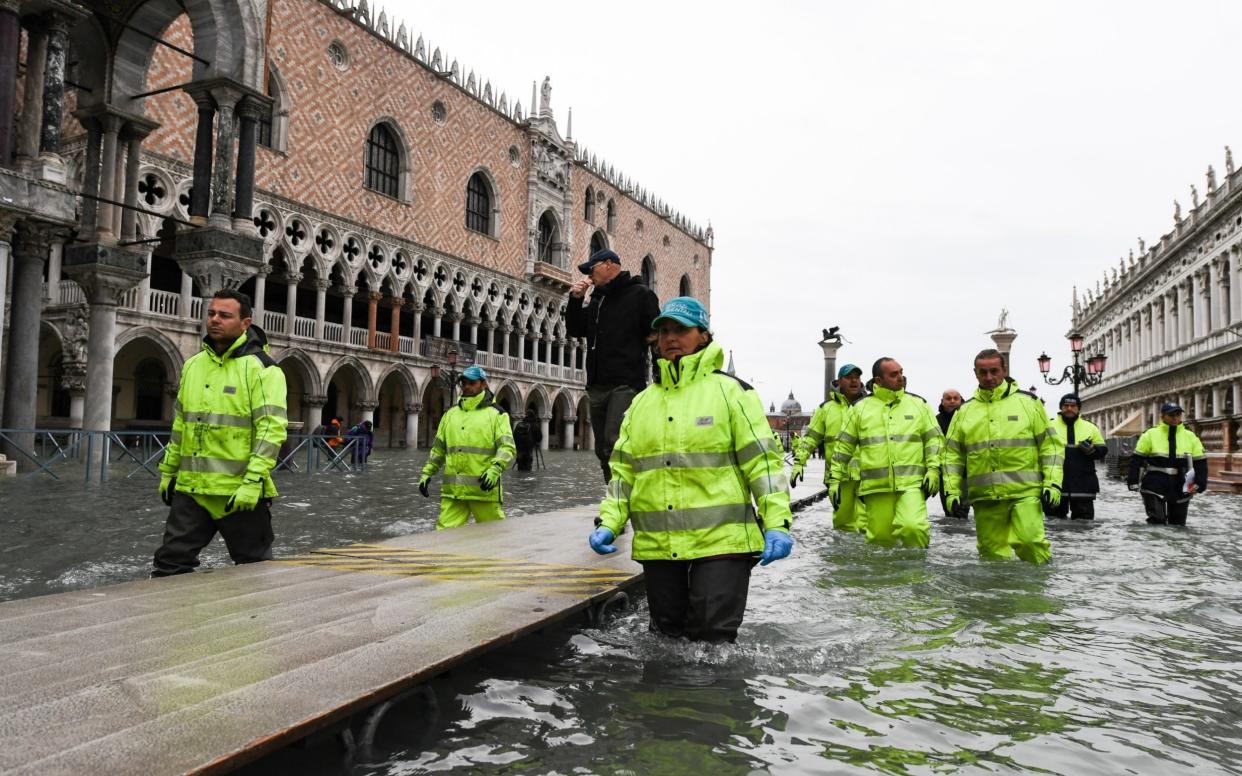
478, 467, 501, 491
418, 476, 430, 498
589, 527, 617, 554
828, 481, 842, 510
226, 480, 263, 514
1041, 483, 1062, 509
759, 530, 793, 566
159, 474, 176, 506
945, 493, 961, 514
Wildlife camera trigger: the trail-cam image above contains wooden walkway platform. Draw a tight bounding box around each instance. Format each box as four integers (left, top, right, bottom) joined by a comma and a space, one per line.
0, 469, 826, 775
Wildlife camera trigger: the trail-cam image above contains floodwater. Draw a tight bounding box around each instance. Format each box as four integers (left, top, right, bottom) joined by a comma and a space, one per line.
4, 455, 1242, 774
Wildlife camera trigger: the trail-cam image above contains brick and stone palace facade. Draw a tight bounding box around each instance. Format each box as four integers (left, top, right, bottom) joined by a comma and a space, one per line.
0, 0, 713, 451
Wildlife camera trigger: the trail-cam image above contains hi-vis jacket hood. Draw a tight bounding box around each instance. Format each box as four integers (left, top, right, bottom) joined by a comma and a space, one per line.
943, 378, 1062, 503
597, 341, 792, 562
160, 326, 289, 501
421, 389, 516, 502
829, 384, 943, 496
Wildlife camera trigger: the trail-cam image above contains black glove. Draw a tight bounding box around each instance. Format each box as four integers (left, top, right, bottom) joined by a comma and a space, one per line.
418, 477, 430, 498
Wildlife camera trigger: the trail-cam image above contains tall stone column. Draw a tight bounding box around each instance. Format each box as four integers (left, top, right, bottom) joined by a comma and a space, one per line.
563, 415, 576, 449
119, 126, 151, 242
233, 97, 263, 229
538, 415, 551, 451
1215, 257, 1230, 329
484, 320, 494, 353
1167, 291, 1179, 349
341, 287, 355, 344
284, 273, 300, 334
357, 400, 377, 424
516, 332, 526, 367
366, 291, 380, 349
468, 316, 478, 347
988, 326, 1017, 371
45, 238, 63, 303
0, 0, 21, 166
449, 310, 461, 342
388, 296, 403, 352
188, 92, 215, 224
817, 335, 842, 401
1213, 385, 1227, 417
252, 268, 267, 323
15, 17, 47, 161
303, 394, 326, 433
410, 301, 423, 344
37, 12, 72, 175
2, 222, 52, 454
76, 119, 103, 237
95, 115, 122, 240
404, 403, 419, 448
1195, 390, 1208, 419
0, 216, 14, 412
314, 279, 329, 339
498, 324, 510, 358
208, 85, 241, 229
1182, 281, 1195, 343
431, 306, 442, 337
1232, 249, 1242, 325
180, 271, 194, 320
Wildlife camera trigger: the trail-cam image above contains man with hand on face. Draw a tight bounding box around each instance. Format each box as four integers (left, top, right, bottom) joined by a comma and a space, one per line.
1046, 394, 1106, 520
943, 349, 1060, 564
566, 248, 661, 482
419, 366, 517, 529
828, 358, 942, 549
790, 363, 868, 531
153, 290, 288, 577
587, 297, 792, 643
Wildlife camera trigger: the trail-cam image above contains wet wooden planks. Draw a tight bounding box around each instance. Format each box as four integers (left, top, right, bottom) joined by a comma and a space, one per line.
0, 506, 639, 775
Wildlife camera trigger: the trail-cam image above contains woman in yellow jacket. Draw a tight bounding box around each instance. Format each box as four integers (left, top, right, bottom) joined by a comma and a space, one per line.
588, 297, 793, 642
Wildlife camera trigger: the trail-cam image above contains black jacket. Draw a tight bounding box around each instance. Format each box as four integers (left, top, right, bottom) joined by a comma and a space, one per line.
565, 271, 660, 391
1057, 415, 1107, 495
935, 406, 956, 436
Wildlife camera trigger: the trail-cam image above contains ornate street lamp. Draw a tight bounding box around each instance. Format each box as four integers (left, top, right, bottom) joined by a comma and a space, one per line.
1037, 332, 1106, 396
429, 347, 461, 406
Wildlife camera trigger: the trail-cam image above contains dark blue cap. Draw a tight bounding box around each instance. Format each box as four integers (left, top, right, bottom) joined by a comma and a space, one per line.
1160, 402, 1183, 415
578, 248, 621, 274
1059, 393, 1081, 406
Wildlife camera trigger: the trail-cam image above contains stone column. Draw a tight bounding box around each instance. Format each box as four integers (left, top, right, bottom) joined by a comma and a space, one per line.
1167, 291, 1179, 350
389, 296, 402, 352
0, 217, 13, 405
253, 268, 267, 323
119, 126, 150, 242
1232, 249, 1242, 325
431, 306, 442, 337
188, 92, 214, 223
67, 379, 86, 429
303, 394, 326, 432
367, 292, 381, 349
517, 332, 526, 368
449, 311, 461, 342
497, 324, 510, 358
818, 336, 842, 401
1192, 273, 1206, 339
45, 239, 63, 303
563, 415, 576, 449
1213, 384, 1228, 417
233, 97, 262, 228
570, 340, 580, 373
208, 85, 241, 229
37, 13, 71, 161
404, 403, 420, 448
2, 222, 51, 449
1233, 382, 1242, 418
95, 115, 122, 240
484, 320, 495, 353
0, 0, 21, 166
538, 415, 551, 451
989, 328, 1017, 371
180, 271, 194, 320
284, 273, 300, 334
1182, 280, 1195, 343
1196, 390, 1208, 419
410, 301, 423, 345
468, 316, 478, 347
314, 279, 329, 339
16, 17, 47, 161
77, 119, 103, 237
357, 400, 377, 424
582, 411, 594, 452
1215, 256, 1230, 329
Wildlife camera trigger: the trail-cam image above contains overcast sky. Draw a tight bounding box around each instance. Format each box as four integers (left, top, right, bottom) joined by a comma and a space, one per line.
388, 0, 1242, 413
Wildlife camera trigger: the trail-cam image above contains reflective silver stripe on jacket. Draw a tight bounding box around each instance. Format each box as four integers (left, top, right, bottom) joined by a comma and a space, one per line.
443, 475, 487, 487
736, 436, 778, 463
180, 456, 249, 475
183, 412, 251, 428
748, 473, 788, 497
251, 404, 288, 421
630, 502, 754, 533
632, 451, 735, 473
966, 470, 1042, 488
1146, 466, 1180, 475
449, 445, 497, 455
252, 439, 280, 460
859, 464, 926, 480
606, 478, 633, 501
965, 437, 1038, 453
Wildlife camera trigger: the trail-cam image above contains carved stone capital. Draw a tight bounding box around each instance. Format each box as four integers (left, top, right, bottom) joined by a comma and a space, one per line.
62, 241, 146, 304
404, 403, 421, 414
304, 394, 328, 407
315, 279, 332, 292
354, 400, 378, 411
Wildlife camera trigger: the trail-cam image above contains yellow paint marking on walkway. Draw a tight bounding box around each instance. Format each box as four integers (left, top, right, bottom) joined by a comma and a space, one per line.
308, 544, 632, 575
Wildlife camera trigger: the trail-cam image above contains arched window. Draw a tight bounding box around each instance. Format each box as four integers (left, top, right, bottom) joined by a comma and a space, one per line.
606, 199, 616, 232
641, 254, 655, 288
465, 172, 492, 234
365, 123, 401, 198
538, 211, 561, 266
679, 274, 692, 297
584, 186, 595, 222
259, 64, 290, 153
590, 230, 608, 256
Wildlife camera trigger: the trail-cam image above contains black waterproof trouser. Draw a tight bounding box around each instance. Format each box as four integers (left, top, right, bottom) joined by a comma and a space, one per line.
588, 384, 637, 482
152, 491, 274, 576
1045, 496, 1096, 520
1142, 493, 1190, 526
641, 557, 756, 643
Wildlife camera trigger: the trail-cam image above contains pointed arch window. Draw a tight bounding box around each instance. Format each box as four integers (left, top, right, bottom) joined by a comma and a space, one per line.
679, 273, 692, 297
466, 172, 494, 235
606, 199, 616, 232
641, 254, 656, 289
259, 64, 290, 153
584, 186, 596, 222
590, 230, 608, 256
365, 123, 402, 198
538, 211, 562, 266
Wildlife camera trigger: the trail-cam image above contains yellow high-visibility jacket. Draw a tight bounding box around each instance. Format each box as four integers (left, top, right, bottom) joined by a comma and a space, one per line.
828, 385, 942, 495
421, 390, 516, 502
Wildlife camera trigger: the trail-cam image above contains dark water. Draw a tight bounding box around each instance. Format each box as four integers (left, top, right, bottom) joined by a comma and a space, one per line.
4, 458, 1242, 774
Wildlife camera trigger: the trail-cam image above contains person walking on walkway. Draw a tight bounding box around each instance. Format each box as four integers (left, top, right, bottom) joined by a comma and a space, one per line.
829, 358, 942, 548
419, 366, 517, 529
513, 410, 536, 472
1046, 394, 1106, 520
943, 348, 1061, 564
587, 297, 792, 642
153, 290, 288, 576
936, 388, 970, 518
566, 248, 661, 482
789, 363, 868, 531
1127, 403, 1207, 526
